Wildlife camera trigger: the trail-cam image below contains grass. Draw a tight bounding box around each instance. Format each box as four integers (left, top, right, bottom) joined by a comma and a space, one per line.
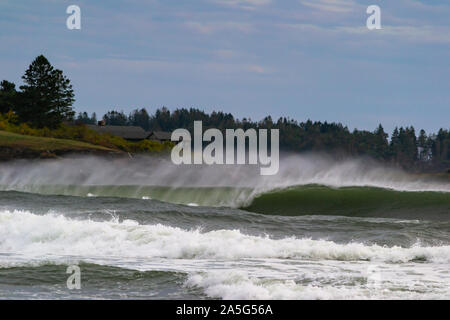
0, 112, 172, 154
0, 130, 119, 153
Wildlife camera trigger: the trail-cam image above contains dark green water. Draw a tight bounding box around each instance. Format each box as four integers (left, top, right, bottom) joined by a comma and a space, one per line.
244, 185, 450, 220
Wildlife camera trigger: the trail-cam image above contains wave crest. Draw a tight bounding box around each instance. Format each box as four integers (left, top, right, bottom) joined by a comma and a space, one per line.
1, 210, 449, 266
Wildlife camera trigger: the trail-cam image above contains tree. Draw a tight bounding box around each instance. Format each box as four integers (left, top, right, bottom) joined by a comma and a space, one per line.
417, 129, 430, 161
0, 80, 17, 114
129, 108, 150, 130
373, 124, 389, 159
76, 111, 97, 125
17, 55, 75, 128
103, 110, 128, 126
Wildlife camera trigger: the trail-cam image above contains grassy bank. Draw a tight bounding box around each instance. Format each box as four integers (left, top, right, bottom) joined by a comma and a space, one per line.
0, 130, 122, 160
0, 112, 172, 157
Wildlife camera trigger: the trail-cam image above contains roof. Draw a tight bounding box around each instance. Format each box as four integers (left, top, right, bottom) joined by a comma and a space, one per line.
148, 131, 172, 141
86, 125, 149, 140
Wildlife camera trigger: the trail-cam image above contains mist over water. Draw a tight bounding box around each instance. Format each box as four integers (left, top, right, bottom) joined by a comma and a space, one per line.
0, 154, 448, 207
0, 154, 449, 299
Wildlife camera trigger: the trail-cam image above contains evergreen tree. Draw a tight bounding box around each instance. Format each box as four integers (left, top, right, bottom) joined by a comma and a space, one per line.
103, 110, 128, 126
374, 124, 389, 159
76, 111, 97, 124
418, 129, 429, 161
0, 80, 17, 114
18, 55, 75, 128
129, 108, 150, 130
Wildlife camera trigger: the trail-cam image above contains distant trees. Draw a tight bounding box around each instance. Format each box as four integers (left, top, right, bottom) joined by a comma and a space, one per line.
0, 55, 75, 128
432, 129, 450, 163
103, 110, 128, 126
417, 129, 432, 161
128, 108, 150, 130
77, 106, 450, 169
389, 126, 418, 166
76, 111, 97, 125
0, 80, 17, 114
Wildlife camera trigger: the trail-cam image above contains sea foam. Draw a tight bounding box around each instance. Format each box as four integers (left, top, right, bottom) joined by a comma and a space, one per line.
1, 210, 449, 265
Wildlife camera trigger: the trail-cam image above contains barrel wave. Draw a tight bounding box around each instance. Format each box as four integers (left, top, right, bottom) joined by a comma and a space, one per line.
244, 185, 450, 220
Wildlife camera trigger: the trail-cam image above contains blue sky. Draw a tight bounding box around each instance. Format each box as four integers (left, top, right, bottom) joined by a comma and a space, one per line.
0, 0, 449, 134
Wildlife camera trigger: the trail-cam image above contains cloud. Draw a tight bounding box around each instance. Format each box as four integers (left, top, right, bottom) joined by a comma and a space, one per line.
185, 21, 254, 34
213, 0, 271, 10
281, 23, 450, 44
338, 25, 450, 44
64, 59, 164, 73
214, 49, 239, 59
247, 64, 269, 74
201, 61, 273, 75
64, 57, 273, 79
299, 0, 356, 13
215, 0, 271, 6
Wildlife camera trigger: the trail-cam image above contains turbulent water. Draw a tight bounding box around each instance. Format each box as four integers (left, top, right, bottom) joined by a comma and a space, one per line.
0, 155, 449, 299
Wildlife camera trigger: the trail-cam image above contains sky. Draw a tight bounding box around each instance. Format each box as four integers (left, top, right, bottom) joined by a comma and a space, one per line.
0, 0, 449, 134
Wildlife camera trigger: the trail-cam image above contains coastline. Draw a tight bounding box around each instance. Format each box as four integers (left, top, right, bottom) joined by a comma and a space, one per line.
1, 129, 449, 179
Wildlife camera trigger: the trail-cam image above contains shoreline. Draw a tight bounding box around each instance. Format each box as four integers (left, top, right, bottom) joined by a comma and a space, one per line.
1, 130, 449, 178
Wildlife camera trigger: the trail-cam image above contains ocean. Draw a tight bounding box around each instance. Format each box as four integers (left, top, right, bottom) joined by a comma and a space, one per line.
0, 155, 449, 299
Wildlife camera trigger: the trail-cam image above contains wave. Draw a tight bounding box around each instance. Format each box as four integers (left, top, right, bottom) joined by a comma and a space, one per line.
0, 261, 190, 299
243, 185, 450, 219
185, 269, 450, 300
0, 184, 254, 208
2, 183, 449, 220
1, 209, 449, 268
0, 155, 449, 211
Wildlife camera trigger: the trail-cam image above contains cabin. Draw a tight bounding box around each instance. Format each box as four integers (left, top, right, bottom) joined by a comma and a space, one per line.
86, 122, 173, 143
147, 131, 173, 143
86, 124, 149, 142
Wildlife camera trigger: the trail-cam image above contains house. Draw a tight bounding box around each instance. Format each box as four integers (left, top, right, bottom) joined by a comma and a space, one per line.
86, 124, 149, 142
147, 131, 173, 143
86, 123, 174, 143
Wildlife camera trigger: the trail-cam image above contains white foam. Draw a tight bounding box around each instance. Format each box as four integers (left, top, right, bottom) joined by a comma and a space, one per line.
185, 269, 450, 300
2, 210, 450, 299
1, 210, 449, 265
187, 203, 199, 207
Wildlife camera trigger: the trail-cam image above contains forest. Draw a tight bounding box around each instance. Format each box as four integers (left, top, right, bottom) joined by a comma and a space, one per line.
78, 107, 450, 171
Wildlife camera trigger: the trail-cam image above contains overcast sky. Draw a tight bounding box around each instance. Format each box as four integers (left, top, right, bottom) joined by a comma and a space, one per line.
1, 0, 449, 134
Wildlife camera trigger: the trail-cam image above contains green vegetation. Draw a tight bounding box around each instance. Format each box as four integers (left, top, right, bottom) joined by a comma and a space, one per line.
0, 130, 114, 153
0, 55, 74, 128
0, 112, 171, 154
0, 55, 170, 156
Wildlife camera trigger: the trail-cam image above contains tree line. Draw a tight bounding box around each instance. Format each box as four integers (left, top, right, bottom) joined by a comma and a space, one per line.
1, 55, 449, 170
77, 107, 449, 170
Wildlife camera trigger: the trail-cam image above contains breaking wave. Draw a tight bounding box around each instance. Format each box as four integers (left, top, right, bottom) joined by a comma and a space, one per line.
1, 209, 449, 267
0, 155, 448, 211
185, 269, 450, 300
243, 185, 450, 219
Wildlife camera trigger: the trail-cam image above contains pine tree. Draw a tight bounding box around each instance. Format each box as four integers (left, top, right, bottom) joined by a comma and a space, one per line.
18, 55, 75, 128
0, 80, 17, 114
